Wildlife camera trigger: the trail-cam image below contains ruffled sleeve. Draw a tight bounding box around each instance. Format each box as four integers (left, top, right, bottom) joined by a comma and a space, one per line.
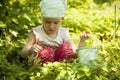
28, 25, 42, 42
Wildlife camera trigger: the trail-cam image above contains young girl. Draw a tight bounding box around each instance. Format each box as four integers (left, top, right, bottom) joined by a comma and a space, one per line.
21, 0, 90, 64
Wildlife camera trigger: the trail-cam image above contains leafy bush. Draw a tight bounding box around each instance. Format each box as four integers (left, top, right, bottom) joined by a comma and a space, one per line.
0, 0, 120, 80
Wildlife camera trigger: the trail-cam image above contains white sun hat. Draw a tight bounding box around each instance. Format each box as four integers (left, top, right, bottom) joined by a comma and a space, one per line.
40, 0, 67, 18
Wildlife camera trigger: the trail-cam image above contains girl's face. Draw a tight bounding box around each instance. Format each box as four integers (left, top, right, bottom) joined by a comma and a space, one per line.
42, 17, 63, 34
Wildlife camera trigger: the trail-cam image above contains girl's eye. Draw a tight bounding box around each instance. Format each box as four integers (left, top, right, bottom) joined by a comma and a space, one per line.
45, 21, 60, 24
46, 22, 51, 24
54, 22, 59, 24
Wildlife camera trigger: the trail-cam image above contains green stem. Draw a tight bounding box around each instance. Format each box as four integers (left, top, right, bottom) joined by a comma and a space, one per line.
113, 5, 117, 39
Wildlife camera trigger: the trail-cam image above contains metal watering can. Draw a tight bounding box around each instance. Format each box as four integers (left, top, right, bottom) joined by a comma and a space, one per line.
76, 48, 99, 69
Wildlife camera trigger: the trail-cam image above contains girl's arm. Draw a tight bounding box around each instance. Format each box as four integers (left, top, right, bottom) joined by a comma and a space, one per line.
21, 32, 35, 58
21, 32, 43, 58
64, 32, 90, 51
77, 32, 90, 49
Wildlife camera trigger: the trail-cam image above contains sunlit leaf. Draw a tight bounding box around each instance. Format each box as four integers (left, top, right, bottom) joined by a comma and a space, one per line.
0, 21, 6, 28
23, 13, 31, 21
9, 30, 18, 37
12, 18, 18, 24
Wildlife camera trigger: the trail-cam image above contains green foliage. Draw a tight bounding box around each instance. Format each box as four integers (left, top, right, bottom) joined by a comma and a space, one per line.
0, 0, 120, 80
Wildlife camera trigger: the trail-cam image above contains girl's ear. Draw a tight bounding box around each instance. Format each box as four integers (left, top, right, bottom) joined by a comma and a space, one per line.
62, 17, 64, 20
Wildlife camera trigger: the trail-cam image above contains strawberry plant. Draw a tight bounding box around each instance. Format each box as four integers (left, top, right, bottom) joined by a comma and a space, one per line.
0, 0, 120, 80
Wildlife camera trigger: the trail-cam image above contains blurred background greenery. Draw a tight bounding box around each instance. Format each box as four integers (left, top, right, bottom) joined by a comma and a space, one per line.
0, 0, 120, 80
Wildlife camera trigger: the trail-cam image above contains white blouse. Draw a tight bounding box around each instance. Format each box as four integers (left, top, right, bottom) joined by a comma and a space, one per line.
30, 25, 71, 48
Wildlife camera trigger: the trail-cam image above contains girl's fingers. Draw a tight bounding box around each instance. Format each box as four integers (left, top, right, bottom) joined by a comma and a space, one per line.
34, 49, 39, 53
80, 32, 90, 40
33, 48, 41, 53
85, 32, 90, 38
31, 44, 43, 53
87, 32, 90, 37
36, 45, 43, 51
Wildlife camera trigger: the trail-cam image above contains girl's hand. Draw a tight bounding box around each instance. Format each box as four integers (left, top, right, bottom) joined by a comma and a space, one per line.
77, 32, 90, 48
80, 32, 90, 42
31, 44, 43, 53
31, 40, 46, 53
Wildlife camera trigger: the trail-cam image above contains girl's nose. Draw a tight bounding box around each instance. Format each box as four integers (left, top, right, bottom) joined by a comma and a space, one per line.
50, 24, 54, 29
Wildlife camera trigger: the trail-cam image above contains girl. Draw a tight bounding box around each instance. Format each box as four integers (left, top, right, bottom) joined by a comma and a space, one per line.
21, 0, 90, 64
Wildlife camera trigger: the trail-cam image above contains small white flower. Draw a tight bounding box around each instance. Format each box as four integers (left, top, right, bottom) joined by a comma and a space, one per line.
36, 72, 41, 76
